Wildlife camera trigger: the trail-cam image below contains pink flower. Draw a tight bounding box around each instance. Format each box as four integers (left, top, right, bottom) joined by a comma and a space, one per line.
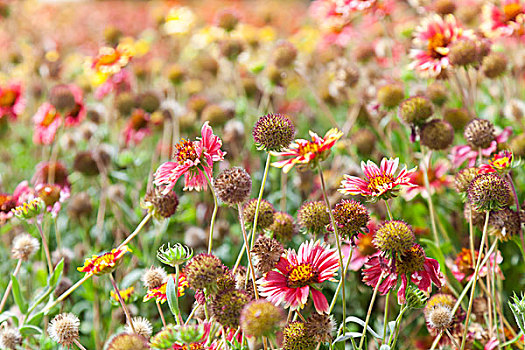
339, 157, 417, 199
482, 0, 525, 41
123, 109, 151, 146
404, 161, 452, 200
0, 182, 30, 224
479, 150, 513, 174
33, 103, 62, 145
258, 240, 339, 314
450, 127, 511, 168
63, 84, 86, 127
450, 248, 503, 282
0, 82, 25, 120
154, 122, 225, 193
363, 245, 444, 304
272, 128, 343, 173
94, 69, 133, 99
409, 14, 474, 77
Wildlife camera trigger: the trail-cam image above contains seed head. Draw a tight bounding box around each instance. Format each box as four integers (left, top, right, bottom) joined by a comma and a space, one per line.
282, 321, 316, 350
252, 113, 295, 152
468, 173, 512, 211
395, 244, 426, 276
184, 253, 225, 291
297, 201, 330, 234
269, 211, 296, 242
482, 52, 507, 79
138, 91, 160, 114
240, 299, 285, 338
157, 243, 193, 267
243, 199, 275, 230
167, 64, 186, 85
373, 220, 415, 254
426, 82, 448, 106
377, 84, 405, 108
455, 167, 479, 193
511, 134, 525, 158
332, 199, 370, 240
201, 104, 234, 126
214, 167, 252, 206
352, 129, 376, 156
67, 192, 93, 221
420, 119, 454, 150
427, 305, 453, 330
464, 118, 495, 149
399, 96, 434, 126
142, 188, 179, 219
215, 9, 240, 32
49, 84, 76, 112
115, 92, 136, 116
489, 207, 521, 241
0, 323, 22, 349
273, 41, 298, 68
210, 289, 251, 328
434, 0, 456, 15
125, 317, 152, 339
11, 233, 39, 261
448, 39, 478, 66
106, 333, 149, 350
444, 107, 471, 130
220, 38, 244, 61
305, 313, 335, 343
251, 236, 284, 274
47, 313, 80, 347
142, 266, 167, 290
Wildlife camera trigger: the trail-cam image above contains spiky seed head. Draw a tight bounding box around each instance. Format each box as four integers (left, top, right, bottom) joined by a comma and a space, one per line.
297, 201, 330, 234
426, 82, 448, 106
252, 113, 295, 152
373, 220, 415, 254
399, 96, 434, 126
49, 84, 76, 112
243, 199, 275, 230
216, 9, 240, 32
240, 299, 285, 338
420, 119, 454, 150
448, 39, 478, 66
106, 333, 149, 350
427, 305, 453, 330
434, 0, 456, 15
464, 118, 495, 149
332, 199, 370, 240
125, 317, 152, 339
482, 52, 507, 79
115, 92, 136, 116
138, 91, 160, 114
273, 41, 298, 68
454, 167, 479, 193
468, 173, 512, 211
103, 26, 122, 46
214, 167, 252, 206
269, 211, 296, 242
488, 207, 521, 241
201, 104, 233, 126
142, 266, 167, 290
47, 313, 80, 346
0, 323, 22, 349
305, 313, 335, 343
210, 289, 251, 328
220, 38, 244, 61
184, 253, 225, 291
395, 244, 426, 276
251, 236, 284, 274
444, 107, 471, 130
377, 84, 405, 108
142, 188, 179, 219
282, 321, 316, 350
11, 233, 39, 261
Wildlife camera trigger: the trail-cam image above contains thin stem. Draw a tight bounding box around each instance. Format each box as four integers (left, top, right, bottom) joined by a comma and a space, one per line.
118, 212, 152, 249
73, 338, 88, 350
358, 273, 384, 349
203, 169, 219, 254
444, 328, 461, 349
507, 173, 525, 261
174, 265, 181, 325
420, 148, 439, 244
329, 246, 352, 313
44, 273, 93, 313
157, 301, 167, 328
238, 204, 259, 299
382, 291, 391, 344
468, 207, 476, 268
0, 259, 22, 313
384, 200, 393, 221
109, 273, 135, 334
318, 165, 346, 338
388, 305, 407, 349
459, 211, 491, 350
232, 229, 252, 274
250, 153, 272, 250
36, 222, 53, 274
54, 217, 61, 250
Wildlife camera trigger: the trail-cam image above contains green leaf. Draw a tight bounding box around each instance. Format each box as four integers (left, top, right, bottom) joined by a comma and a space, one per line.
166, 277, 179, 317
11, 274, 28, 314
343, 316, 383, 339
26, 312, 44, 326
0, 311, 17, 325
19, 325, 42, 336
47, 258, 64, 287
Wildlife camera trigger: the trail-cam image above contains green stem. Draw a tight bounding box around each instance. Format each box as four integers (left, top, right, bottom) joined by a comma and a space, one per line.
238, 204, 259, 299
329, 246, 352, 313
388, 305, 407, 349
109, 273, 135, 333
174, 265, 181, 325
250, 153, 272, 250
0, 259, 22, 313
384, 200, 393, 221
420, 147, 439, 244
44, 273, 92, 314
382, 291, 391, 344
318, 165, 346, 339
203, 170, 219, 254
358, 273, 384, 349
507, 173, 525, 262
118, 212, 152, 249
36, 221, 53, 274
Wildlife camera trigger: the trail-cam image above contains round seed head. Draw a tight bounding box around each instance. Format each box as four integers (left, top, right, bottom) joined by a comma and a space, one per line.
455, 167, 479, 193
395, 244, 426, 276
448, 39, 478, 66
305, 313, 335, 343
115, 92, 136, 116
434, 0, 456, 15
11, 233, 39, 261
184, 253, 225, 291
332, 199, 370, 240
243, 199, 275, 230
444, 107, 471, 130
142, 188, 179, 219
201, 103, 234, 126
269, 211, 296, 242
49, 84, 76, 112
67, 192, 93, 221
377, 84, 405, 108
488, 207, 521, 241
468, 173, 512, 211
125, 317, 152, 339
273, 41, 298, 68
214, 167, 252, 206
210, 289, 251, 328
373, 220, 415, 254
464, 118, 495, 149
142, 266, 167, 290
215, 9, 240, 32
420, 119, 454, 150
427, 305, 453, 330
138, 91, 160, 114
240, 299, 285, 338
47, 313, 80, 346
297, 201, 330, 234
0, 323, 22, 349
510, 134, 525, 158
252, 113, 295, 152
426, 82, 448, 106
399, 96, 434, 126
482, 52, 507, 79
106, 333, 149, 350
282, 321, 316, 350
352, 129, 376, 156
251, 236, 284, 274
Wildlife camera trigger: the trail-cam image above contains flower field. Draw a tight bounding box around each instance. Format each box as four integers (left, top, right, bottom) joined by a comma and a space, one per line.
1, 0, 525, 349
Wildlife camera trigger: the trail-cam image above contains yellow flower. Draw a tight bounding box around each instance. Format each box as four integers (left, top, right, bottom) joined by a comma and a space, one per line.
77, 246, 132, 276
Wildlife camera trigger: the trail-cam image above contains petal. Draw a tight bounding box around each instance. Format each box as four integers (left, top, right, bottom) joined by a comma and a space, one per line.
310, 288, 329, 314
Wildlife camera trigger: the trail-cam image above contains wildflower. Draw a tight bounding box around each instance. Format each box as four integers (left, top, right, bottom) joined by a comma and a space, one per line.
143, 274, 188, 303
450, 248, 503, 282
110, 286, 135, 304
12, 197, 45, 221
479, 150, 514, 174
305, 313, 335, 343
210, 289, 251, 328
163, 6, 196, 35
157, 243, 193, 267
258, 240, 339, 314
243, 198, 275, 230
184, 253, 225, 291
141, 188, 179, 220
426, 305, 453, 330
377, 84, 405, 108
33, 103, 62, 145
1, 181, 35, 223
77, 245, 131, 276
272, 128, 343, 173
11, 233, 39, 261
269, 211, 297, 242
106, 333, 149, 350
123, 108, 151, 146
240, 299, 286, 338
297, 201, 330, 235
451, 127, 512, 168
455, 167, 479, 193
464, 118, 495, 149
125, 317, 152, 339
373, 220, 415, 254
488, 207, 521, 241
0, 82, 25, 120
482, 52, 508, 78
399, 96, 434, 127
0, 323, 22, 350
91, 45, 133, 76
482, 0, 525, 40
410, 14, 474, 77
252, 113, 295, 152
214, 167, 252, 206
154, 122, 225, 193
468, 173, 512, 211
420, 119, 454, 150
330, 199, 370, 241
339, 157, 417, 200
424, 293, 465, 341
282, 321, 316, 350
251, 236, 285, 274
48, 313, 80, 347
405, 161, 451, 200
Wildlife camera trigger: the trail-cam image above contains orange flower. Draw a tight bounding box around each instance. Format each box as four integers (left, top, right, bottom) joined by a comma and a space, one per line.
143, 274, 188, 304
91, 45, 132, 76
110, 286, 135, 303
77, 246, 131, 276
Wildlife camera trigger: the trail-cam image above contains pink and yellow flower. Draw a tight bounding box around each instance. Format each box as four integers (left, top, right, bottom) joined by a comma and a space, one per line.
33, 103, 62, 145
77, 246, 132, 276
91, 45, 133, 76
272, 128, 343, 173
0, 181, 32, 223
63, 84, 86, 127
0, 82, 25, 120
258, 240, 339, 314
409, 14, 474, 77
143, 274, 188, 304
449, 248, 503, 282
482, 0, 525, 41
154, 122, 225, 193
339, 157, 417, 199
479, 150, 514, 174
404, 161, 452, 200
110, 286, 135, 303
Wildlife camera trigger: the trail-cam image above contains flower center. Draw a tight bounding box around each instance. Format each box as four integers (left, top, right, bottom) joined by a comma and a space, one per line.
298, 141, 321, 156
504, 3, 523, 22
38, 184, 61, 207
41, 107, 58, 127
99, 51, 120, 65
0, 194, 15, 213
175, 139, 199, 164
368, 175, 394, 192
0, 90, 16, 107
358, 234, 376, 256
287, 263, 317, 288
456, 248, 476, 273
395, 245, 426, 275
130, 110, 148, 131
427, 33, 449, 58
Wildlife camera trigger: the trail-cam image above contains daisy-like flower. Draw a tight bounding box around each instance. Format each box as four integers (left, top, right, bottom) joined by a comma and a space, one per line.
404, 161, 452, 200
482, 0, 525, 41
449, 248, 503, 282
143, 274, 188, 304
479, 150, 514, 174
94, 69, 133, 100
0, 82, 25, 120
91, 45, 133, 76
123, 108, 151, 146
154, 122, 225, 193
258, 240, 339, 314
363, 245, 444, 304
0, 181, 31, 224
33, 103, 62, 145
110, 286, 135, 303
163, 6, 196, 35
410, 14, 474, 77
77, 245, 132, 276
62, 84, 86, 127
271, 128, 343, 173
451, 127, 512, 168
339, 157, 417, 200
